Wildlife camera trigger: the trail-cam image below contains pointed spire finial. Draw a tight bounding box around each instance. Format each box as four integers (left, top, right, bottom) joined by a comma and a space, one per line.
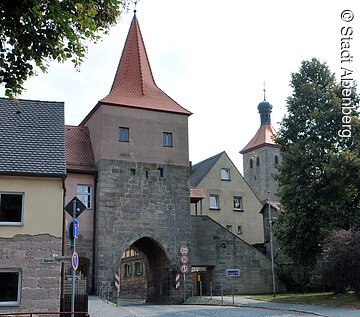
134, 0, 138, 14
263, 81, 266, 101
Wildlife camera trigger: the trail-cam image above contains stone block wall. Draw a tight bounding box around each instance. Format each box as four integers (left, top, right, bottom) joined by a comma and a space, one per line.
243, 146, 280, 202
0, 234, 62, 313
191, 216, 285, 295
94, 159, 191, 303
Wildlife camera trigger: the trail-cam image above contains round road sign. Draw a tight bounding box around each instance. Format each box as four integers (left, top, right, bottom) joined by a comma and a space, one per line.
71, 252, 79, 271
179, 245, 189, 255
180, 264, 189, 274
179, 255, 189, 264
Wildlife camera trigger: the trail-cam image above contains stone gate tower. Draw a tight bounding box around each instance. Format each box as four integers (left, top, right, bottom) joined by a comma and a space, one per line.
80, 12, 192, 303
240, 93, 280, 202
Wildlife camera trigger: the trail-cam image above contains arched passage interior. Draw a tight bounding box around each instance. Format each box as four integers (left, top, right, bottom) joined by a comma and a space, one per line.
119, 237, 172, 303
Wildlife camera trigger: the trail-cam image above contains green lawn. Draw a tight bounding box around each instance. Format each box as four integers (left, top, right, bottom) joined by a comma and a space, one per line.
243, 292, 360, 309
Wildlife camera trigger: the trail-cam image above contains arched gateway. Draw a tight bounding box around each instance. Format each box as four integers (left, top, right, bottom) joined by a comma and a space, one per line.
119, 237, 172, 302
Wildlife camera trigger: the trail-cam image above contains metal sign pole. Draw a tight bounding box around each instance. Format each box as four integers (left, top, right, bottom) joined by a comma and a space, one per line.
268, 191, 277, 297
183, 274, 186, 303
71, 199, 76, 317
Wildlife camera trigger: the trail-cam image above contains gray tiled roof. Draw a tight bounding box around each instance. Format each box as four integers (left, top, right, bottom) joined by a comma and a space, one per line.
0, 98, 66, 176
190, 151, 224, 187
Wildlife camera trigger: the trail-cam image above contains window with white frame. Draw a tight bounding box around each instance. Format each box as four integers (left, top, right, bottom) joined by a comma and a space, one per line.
233, 196, 244, 211
237, 225, 242, 235
220, 168, 230, 181
0, 193, 24, 225
209, 194, 220, 210
163, 132, 173, 147
76, 185, 91, 209
0, 269, 21, 306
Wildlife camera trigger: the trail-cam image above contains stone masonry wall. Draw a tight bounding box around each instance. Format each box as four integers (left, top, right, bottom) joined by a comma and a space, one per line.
95, 159, 191, 303
243, 146, 280, 202
191, 216, 285, 295
0, 234, 62, 313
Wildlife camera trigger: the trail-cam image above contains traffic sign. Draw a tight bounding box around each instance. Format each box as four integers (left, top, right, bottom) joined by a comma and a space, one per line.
179, 255, 189, 264
64, 196, 87, 218
179, 245, 189, 255
73, 219, 79, 239
180, 264, 189, 274
71, 252, 79, 271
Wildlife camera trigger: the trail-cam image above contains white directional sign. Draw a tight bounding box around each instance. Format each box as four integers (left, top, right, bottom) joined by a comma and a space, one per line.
226, 268, 240, 277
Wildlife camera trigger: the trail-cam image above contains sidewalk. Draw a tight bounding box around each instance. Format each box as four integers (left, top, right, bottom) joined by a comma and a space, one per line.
188, 296, 360, 317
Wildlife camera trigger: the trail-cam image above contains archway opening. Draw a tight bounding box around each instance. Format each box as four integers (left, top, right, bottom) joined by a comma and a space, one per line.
118, 237, 171, 303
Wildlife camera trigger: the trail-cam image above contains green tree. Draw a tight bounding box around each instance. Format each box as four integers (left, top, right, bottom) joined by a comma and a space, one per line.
0, 0, 131, 97
275, 58, 360, 268
325, 229, 360, 298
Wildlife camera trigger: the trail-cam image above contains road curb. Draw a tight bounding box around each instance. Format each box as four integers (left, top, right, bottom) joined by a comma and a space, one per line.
185, 297, 326, 316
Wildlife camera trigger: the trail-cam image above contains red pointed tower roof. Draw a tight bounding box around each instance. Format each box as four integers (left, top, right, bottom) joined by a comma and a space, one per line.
240, 94, 279, 154
81, 12, 191, 125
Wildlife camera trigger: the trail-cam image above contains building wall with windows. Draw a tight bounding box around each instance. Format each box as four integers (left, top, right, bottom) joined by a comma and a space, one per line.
190, 152, 264, 245
64, 173, 96, 291
84, 105, 189, 166
0, 177, 63, 312
0, 176, 63, 238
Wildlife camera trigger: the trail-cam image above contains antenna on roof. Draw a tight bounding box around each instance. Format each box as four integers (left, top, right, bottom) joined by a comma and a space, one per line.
263, 81, 266, 101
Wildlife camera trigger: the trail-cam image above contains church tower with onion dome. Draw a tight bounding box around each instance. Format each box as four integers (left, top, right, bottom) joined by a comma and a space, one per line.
240, 91, 280, 203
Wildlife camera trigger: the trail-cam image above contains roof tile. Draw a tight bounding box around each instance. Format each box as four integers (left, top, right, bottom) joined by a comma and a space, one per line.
65, 125, 96, 172
0, 98, 66, 176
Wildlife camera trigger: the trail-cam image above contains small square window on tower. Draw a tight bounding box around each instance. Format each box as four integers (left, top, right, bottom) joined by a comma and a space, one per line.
220, 168, 230, 181
119, 127, 129, 142
163, 132, 173, 147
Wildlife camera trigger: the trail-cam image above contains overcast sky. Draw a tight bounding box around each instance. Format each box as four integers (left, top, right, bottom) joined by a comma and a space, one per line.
1, 1, 359, 172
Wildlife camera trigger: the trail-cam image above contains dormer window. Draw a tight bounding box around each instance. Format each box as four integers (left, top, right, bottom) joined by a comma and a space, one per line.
220, 168, 230, 181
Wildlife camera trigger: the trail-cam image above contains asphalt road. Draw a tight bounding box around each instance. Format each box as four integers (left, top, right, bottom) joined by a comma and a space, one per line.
88, 296, 317, 317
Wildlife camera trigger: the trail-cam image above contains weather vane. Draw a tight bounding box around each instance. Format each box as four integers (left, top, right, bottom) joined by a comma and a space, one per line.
263, 81, 266, 101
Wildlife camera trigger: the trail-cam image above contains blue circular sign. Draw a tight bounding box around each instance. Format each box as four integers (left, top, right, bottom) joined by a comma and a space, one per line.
72, 252, 79, 271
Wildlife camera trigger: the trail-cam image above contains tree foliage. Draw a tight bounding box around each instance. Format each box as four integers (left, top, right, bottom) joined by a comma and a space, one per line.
0, 0, 131, 97
274, 58, 360, 268
325, 229, 360, 298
